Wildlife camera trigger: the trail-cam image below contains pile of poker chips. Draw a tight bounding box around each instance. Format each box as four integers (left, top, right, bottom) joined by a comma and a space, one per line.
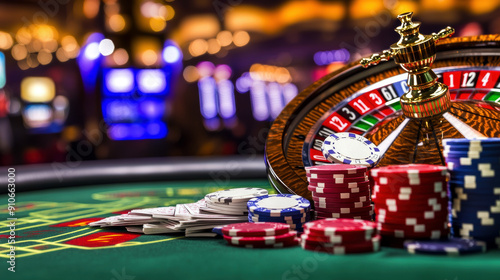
306, 164, 373, 220
300, 218, 381, 254
247, 194, 311, 232
321, 132, 381, 167
404, 238, 486, 256
221, 222, 299, 248
443, 138, 500, 249
371, 164, 450, 245
201, 188, 269, 216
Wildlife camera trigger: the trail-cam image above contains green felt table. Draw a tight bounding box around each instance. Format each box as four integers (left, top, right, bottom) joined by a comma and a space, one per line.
1, 179, 499, 280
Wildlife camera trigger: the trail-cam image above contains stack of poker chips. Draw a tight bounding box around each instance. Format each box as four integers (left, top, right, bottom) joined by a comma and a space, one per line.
321, 133, 381, 167
201, 188, 269, 216
404, 238, 486, 256
371, 164, 449, 246
305, 165, 373, 220
247, 194, 311, 232
443, 138, 500, 249
300, 218, 381, 254
221, 222, 299, 248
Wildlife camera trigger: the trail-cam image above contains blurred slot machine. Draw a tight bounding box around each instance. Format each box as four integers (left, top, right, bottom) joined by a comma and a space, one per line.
77, 33, 182, 142
20, 77, 69, 133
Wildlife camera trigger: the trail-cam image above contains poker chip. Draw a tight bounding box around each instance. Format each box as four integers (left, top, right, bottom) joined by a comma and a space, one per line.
444, 137, 500, 249
371, 164, 451, 246
307, 175, 369, 184
303, 218, 377, 235
305, 164, 367, 175
247, 194, 311, 232
321, 133, 381, 167
404, 238, 487, 255
212, 226, 223, 236
300, 219, 380, 254
370, 164, 448, 177
312, 191, 370, 201
305, 164, 373, 220
247, 194, 310, 217
224, 231, 297, 246
221, 222, 291, 237
206, 188, 268, 203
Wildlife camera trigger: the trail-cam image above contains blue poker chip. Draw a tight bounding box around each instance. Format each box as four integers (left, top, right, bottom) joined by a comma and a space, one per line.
445, 157, 500, 170
449, 182, 500, 194
443, 138, 500, 145
321, 132, 380, 167
404, 238, 487, 255
247, 194, 310, 217
249, 212, 310, 222
212, 226, 223, 236
443, 144, 500, 152
249, 213, 310, 224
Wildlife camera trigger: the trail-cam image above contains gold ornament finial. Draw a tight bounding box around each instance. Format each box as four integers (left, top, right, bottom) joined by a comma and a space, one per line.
360, 12, 455, 119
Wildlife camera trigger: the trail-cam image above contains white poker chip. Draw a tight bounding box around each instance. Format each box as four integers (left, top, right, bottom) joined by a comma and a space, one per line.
205, 188, 268, 204
321, 133, 381, 167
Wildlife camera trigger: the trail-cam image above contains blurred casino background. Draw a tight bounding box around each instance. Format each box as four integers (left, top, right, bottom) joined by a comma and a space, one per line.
0, 0, 498, 165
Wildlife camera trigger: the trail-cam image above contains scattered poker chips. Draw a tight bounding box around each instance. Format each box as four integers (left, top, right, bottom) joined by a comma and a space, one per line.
443, 138, 500, 249
321, 133, 381, 167
300, 219, 381, 254
221, 222, 299, 248
404, 238, 486, 256
247, 194, 311, 231
305, 164, 373, 221
371, 164, 450, 245
200, 188, 269, 215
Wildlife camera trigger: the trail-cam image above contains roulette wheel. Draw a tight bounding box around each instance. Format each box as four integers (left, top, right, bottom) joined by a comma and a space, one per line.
266, 12, 500, 200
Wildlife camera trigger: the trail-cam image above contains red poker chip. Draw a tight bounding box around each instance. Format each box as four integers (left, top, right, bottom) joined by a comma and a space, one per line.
378, 228, 449, 239
315, 204, 373, 215
371, 176, 447, 189
373, 178, 448, 189
223, 231, 297, 246
308, 185, 370, 194
303, 218, 377, 236
371, 164, 448, 177
314, 200, 371, 209
372, 191, 448, 201
374, 207, 448, 218
376, 213, 448, 225
307, 176, 369, 184
305, 164, 367, 175
229, 237, 300, 248
312, 190, 371, 200
301, 231, 376, 244
372, 197, 447, 207
316, 214, 372, 220
308, 185, 371, 195
221, 222, 291, 237
301, 235, 381, 254
377, 222, 448, 234
379, 219, 449, 230
308, 180, 371, 189
313, 195, 370, 203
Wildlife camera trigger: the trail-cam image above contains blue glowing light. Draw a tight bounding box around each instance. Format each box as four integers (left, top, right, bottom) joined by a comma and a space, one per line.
217, 79, 236, 119
163, 45, 182, 63
103, 68, 135, 95
137, 69, 167, 94
138, 98, 165, 120
198, 77, 218, 119
313, 48, 350, 66
84, 42, 100, 60
0, 52, 5, 89
250, 80, 269, 121
108, 121, 168, 140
